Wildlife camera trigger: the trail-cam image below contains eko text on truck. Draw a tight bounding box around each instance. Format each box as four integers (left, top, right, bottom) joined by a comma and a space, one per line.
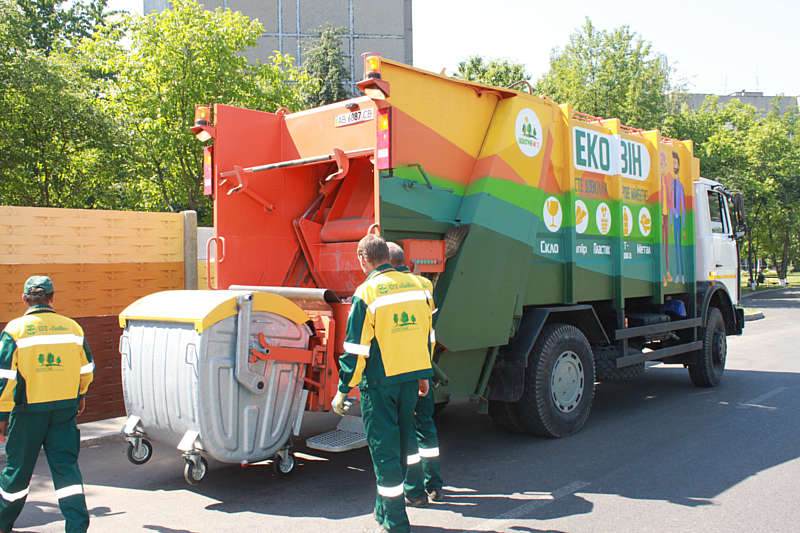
117, 54, 745, 484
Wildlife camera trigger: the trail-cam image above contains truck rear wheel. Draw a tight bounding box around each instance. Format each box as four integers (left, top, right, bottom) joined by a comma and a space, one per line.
515, 324, 595, 437
688, 307, 726, 387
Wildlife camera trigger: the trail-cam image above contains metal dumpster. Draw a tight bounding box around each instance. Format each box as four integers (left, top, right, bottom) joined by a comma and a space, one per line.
118, 290, 312, 484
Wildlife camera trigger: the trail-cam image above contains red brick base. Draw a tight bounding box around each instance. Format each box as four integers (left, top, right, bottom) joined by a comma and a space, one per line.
76, 315, 125, 423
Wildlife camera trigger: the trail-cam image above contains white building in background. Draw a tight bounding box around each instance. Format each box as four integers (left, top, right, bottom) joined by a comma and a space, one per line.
143, 0, 413, 86
687, 91, 799, 115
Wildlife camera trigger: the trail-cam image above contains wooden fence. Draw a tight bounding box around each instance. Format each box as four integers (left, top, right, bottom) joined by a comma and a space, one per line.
0, 206, 200, 422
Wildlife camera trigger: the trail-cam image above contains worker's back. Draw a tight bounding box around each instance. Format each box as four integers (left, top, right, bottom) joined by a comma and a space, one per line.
347, 266, 433, 386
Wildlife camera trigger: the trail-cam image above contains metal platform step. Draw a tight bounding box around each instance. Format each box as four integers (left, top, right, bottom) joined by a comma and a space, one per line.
306, 415, 367, 452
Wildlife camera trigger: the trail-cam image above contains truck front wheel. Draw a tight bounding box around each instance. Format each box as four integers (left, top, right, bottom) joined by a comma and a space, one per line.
516, 324, 595, 437
688, 307, 727, 387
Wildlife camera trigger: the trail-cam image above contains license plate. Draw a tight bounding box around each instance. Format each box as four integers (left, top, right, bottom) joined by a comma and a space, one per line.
334, 108, 374, 127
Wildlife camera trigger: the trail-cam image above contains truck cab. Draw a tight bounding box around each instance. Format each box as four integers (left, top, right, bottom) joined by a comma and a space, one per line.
694, 178, 745, 305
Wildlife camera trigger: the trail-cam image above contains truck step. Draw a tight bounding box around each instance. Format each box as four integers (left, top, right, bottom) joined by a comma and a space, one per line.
306, 415, 367, 453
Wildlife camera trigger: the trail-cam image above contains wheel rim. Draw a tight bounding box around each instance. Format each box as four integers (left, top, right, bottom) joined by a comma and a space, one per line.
551, 350, 584, 413
132, 441, 148, 461
712, 331, 726, 370
279, 456, 294, 474
192, 459, 206, 480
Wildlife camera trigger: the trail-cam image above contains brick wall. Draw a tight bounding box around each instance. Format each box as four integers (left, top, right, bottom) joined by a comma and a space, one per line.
76, 316, 124, 423
0, 315, 124, 423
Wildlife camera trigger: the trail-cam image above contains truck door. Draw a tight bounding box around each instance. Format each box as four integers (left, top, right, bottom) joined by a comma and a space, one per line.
707, 189, 739, 303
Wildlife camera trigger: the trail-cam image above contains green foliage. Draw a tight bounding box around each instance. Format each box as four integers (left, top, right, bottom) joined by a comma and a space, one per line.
664, 97, 800, 280
0, 0, 122, 208
74, 0, 317, 223
302, 25, 350, 107
536, 18, 674, 129
454, 55, 530, 89
16, 0, 117, 54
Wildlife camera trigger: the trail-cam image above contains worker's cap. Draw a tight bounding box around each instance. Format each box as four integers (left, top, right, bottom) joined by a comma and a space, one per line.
23, 275, 54, 295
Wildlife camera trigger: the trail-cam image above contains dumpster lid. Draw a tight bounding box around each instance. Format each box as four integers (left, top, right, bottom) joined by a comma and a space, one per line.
118, 290, 309, 332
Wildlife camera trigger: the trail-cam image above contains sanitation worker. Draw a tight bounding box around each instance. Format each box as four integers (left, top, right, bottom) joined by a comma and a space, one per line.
386, 242, 444, 506
0, 276, 94, 533
332, 234, 434, 533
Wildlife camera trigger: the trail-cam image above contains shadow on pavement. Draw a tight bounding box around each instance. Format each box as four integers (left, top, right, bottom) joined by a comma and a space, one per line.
143, 525, 201, 533
55, 363, 800, 531
743, 287, 800, 309
10, 502, 121, 530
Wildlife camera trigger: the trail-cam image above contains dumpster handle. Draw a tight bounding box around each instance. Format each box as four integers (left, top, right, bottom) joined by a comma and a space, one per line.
119, 335, 131, 369
206, 236, 225, 289
185, 343, 199, 377
233, 294, 267, 395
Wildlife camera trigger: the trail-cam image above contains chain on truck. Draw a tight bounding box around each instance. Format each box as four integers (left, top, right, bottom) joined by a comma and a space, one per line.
117, 53, 745, 484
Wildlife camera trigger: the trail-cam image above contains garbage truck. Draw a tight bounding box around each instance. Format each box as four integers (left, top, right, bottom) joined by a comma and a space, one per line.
118, 54, 745, 483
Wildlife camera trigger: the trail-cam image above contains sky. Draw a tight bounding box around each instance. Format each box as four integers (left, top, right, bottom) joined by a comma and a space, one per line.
109, 0, 800, 96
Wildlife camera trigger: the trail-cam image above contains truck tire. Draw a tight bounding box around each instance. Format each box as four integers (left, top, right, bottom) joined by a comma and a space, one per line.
488, 400, 524, 433
515, 323, 595, 437
688, 307, 726, 387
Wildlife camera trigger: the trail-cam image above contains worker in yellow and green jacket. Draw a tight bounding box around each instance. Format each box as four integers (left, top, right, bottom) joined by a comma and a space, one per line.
387, 242, 444, 507
0, 276, 94, 533
332, 235, 433, 533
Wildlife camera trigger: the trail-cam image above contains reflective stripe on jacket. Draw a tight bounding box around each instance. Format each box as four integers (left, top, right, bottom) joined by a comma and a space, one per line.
0, 306, 94, 415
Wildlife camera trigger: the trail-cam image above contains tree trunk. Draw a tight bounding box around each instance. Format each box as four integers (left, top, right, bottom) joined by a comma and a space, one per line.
778, 223, 790, 281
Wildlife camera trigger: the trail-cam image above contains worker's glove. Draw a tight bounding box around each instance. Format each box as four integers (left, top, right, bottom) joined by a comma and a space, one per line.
331, 391, 352, 416
418, 378, 430, 397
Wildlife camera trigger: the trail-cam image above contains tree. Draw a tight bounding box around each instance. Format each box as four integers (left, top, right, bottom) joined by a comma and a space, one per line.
0, 0, 122, 208
301, 24, 350, 107
664, 97, 800, 283
75, 0, 318, 223
454, 55, 530, 89
537, 18, 675, 129
16, 0, 117, 55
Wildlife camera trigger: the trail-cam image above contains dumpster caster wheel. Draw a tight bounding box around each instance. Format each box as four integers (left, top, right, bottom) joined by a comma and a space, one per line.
184, 456, 208, 485
273, 452, 295, 476
126, 439, 153, 465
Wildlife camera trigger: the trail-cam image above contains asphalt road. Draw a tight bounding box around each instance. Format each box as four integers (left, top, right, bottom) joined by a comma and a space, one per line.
6, 288, 800, 533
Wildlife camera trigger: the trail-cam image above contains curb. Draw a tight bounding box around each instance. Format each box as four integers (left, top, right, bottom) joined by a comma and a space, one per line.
744, 312, 765, 321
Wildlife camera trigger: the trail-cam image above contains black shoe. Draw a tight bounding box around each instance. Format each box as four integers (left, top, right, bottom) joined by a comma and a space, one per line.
426, 488, 443, 502
405, 493, 429, 507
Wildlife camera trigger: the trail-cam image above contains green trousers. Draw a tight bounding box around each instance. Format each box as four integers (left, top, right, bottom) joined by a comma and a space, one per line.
0, 407, 88, 533
360, 380, 418, 533
404, 388, 443, 499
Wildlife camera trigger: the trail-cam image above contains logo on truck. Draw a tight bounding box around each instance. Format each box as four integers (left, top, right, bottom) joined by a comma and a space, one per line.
622, 205, 633, 237
515, 108, 543, 157
543, 197, 562, 232
596, 202, 612, 235
573, 126, 651, 181
575, 200, 589, 234
638, 207, 652, 237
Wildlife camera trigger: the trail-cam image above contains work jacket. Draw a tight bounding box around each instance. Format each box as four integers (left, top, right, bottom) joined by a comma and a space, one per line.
0, 306, 94, 419
338, 264, 434, 393
395, 265, 437, 316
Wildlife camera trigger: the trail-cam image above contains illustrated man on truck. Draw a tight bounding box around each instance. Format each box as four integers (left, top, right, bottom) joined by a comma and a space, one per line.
660, 152, 671, 285
670, 151, 686, 283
